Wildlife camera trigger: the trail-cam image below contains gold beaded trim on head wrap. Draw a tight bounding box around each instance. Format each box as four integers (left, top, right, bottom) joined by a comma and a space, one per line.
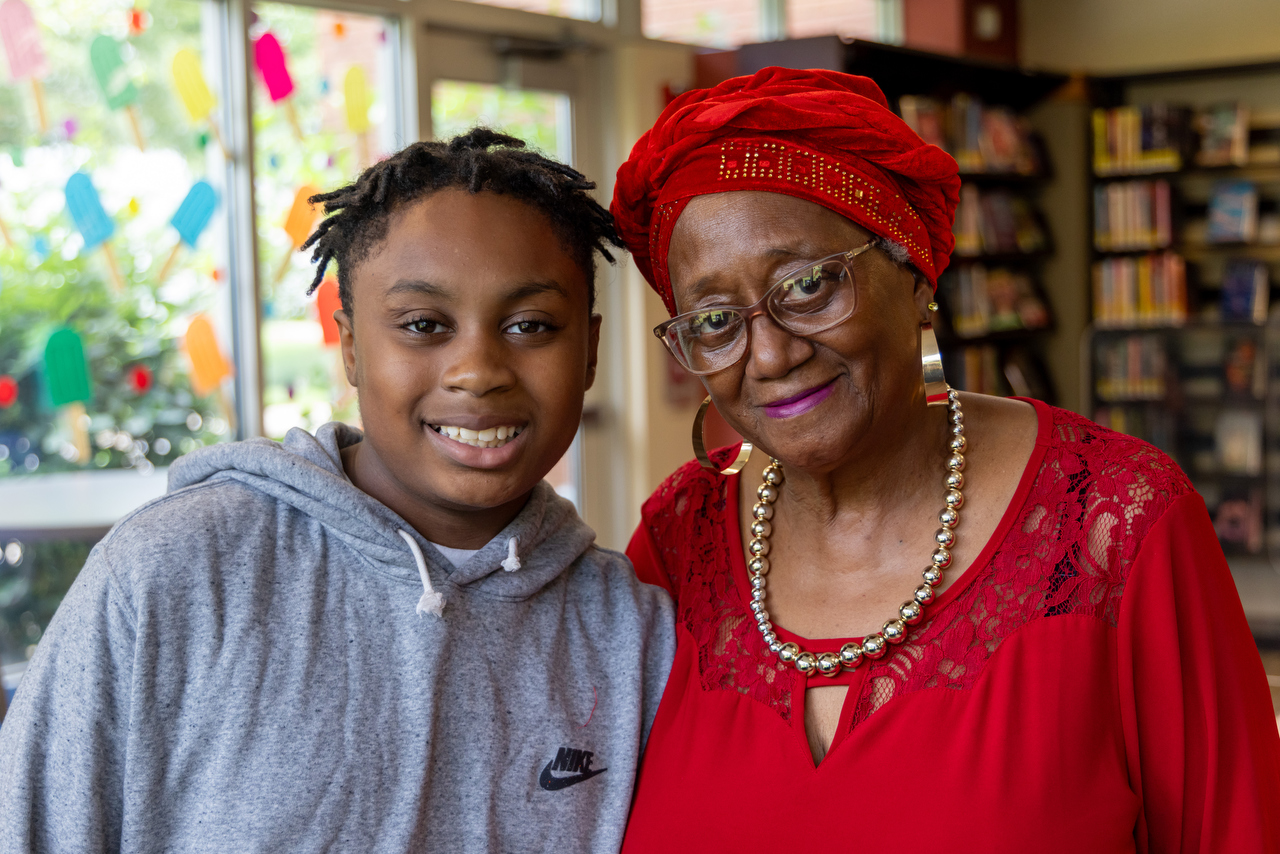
714, 140, 932, 268
647, 139, 935, 317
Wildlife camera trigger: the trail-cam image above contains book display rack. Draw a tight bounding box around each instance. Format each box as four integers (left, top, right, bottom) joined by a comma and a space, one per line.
1086, 62, 1280, 555
901, 95, 1058, 399
839, 41, 1066, 400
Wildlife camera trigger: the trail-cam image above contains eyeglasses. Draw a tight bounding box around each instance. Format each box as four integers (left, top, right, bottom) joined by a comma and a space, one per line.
654, 243, 874, 376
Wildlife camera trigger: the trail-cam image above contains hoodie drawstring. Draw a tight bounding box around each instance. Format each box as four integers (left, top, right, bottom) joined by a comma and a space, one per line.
398, 530, 446, 618
501, 536, 521, 572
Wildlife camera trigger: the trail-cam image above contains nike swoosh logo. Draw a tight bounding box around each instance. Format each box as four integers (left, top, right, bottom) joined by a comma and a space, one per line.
538, 761, 608, 791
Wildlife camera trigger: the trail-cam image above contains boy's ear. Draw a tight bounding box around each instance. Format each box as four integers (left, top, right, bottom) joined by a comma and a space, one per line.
336, 311, 358, 387
584, 313, 602, 391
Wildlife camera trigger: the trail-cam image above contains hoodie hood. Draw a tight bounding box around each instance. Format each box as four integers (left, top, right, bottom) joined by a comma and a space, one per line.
167, 422, 597, 603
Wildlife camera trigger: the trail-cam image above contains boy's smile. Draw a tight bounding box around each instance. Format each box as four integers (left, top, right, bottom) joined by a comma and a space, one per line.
334, 188, 600, 549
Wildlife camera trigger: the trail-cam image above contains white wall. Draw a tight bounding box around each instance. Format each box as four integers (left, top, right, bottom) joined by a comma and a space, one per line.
1021, 0, 1280, 73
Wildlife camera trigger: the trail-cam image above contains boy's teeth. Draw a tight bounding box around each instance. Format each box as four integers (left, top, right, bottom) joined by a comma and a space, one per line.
430, 424, 524, 449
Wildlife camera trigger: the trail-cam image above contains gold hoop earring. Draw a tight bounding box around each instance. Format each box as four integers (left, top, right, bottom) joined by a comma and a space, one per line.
693, 396, 753, 475
920, 323, 949, 406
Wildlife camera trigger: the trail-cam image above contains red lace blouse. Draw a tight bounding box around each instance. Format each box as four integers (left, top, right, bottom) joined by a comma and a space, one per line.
623, 401, 1280, 853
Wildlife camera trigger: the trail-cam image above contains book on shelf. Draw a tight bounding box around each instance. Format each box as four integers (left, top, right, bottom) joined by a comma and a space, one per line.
1094, 334, 1167, 401
1196, 102, 1250, 167
1093, 180, 1172, 251
1206, 180, 1259, 243
1092, 104, 1191, 175
1091, 252, 1187, 327
1220, 258, 1270, 324
953, 186, 1047, 256
1214, 409, 1263, 476
1223, 334, 1266, 398
899, 94, 1042, 175
1212, 486, 1264, 553
954, 345, 1002, 395
940, 265, 1050, 338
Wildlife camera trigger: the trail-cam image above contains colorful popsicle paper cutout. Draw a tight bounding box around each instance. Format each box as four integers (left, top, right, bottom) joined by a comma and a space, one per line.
65, 172, 113, 247
65, 172, 123, 291
253, 32, 301, 140
157, 179, 218, 283
45, 327, 92, 462
344, 66, 371, 167
90, 35, 145, 149
44, 328, 91, 406
184, 313, 231, 399
273, 184, 321, 284
172, 48, 228, 158
0, 0, 45, 78
184, 313, 236, 432
0, 0, 48, 131
253, 32, 293, 101
344, 66, 370, 131
315, 275, 342, 346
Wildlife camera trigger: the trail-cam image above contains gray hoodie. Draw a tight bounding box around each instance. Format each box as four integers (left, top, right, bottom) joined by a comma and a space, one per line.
0, 423, 675, 853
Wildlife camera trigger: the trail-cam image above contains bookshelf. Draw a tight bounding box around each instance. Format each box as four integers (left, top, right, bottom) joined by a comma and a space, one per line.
1085, 61, 1280, 556
737, 38, 1069, 401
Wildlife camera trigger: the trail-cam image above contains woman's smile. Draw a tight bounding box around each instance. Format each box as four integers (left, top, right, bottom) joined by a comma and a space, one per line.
762, 378, 838, 419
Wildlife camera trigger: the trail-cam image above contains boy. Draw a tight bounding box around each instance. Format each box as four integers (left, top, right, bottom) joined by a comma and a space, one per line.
0, 130, 675, 853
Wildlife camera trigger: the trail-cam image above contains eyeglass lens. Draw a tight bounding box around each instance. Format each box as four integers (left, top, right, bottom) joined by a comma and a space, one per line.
665, 257, 857, 375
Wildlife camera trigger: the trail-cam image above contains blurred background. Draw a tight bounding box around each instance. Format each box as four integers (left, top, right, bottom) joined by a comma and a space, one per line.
2, 0, 1280, 719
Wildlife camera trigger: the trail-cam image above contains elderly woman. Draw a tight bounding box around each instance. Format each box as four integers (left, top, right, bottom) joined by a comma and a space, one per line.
611, 68, 1280, 851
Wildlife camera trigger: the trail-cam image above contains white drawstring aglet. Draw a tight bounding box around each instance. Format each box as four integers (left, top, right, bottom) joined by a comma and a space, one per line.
398, 529, 446, 618
501, 536, 521, 572
416, 590, 446, 617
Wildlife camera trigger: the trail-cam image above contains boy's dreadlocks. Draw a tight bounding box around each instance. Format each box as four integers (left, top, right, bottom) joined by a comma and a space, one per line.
301, 128, 623, 313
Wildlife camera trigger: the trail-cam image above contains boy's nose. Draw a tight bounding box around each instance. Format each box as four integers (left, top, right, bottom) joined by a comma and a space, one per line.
439, 330, 518, 396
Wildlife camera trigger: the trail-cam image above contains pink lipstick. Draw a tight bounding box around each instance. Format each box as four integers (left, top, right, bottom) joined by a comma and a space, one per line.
763, 379, 837, 419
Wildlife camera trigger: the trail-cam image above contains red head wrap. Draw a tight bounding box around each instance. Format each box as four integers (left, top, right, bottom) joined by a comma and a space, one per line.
611, 66, 961, 316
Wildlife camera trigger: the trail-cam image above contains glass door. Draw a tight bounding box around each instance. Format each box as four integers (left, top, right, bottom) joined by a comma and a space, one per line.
424, 25, 601, 517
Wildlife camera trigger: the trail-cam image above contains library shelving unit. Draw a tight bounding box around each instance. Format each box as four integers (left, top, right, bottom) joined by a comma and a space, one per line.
1084, 60, 1280, 556
737, 37, 1068, 401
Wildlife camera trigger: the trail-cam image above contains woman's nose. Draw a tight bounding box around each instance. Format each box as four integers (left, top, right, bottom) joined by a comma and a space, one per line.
744, 313, 813, 379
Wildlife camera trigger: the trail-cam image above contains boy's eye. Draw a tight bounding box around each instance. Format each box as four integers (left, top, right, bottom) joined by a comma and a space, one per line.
405, 318, 447, 334
505, 320, 553, 335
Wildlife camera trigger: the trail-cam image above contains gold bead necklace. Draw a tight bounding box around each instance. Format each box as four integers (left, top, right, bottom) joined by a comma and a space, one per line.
747, 388, 967, 676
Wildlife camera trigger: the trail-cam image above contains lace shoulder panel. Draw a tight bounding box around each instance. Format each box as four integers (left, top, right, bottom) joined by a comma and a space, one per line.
850, 405, 1195, 727
641, 410, 1196, 729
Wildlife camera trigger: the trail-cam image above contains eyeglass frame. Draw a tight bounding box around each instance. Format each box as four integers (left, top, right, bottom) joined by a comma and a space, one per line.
653, 241, 876, 376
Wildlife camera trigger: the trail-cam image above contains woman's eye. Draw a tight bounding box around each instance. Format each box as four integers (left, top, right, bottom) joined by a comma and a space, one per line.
694, 311, 732, 333
784, 266, 841, 298
506, 320, 552, 335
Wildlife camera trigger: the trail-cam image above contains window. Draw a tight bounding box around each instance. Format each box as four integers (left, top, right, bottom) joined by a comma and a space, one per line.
787, 0, 880, 40
431, 80, 572, 164
463, 0, 601, 22
0, 0, 237, 477
0, 0, 241, 689
249, 3, 402, 439
642, 0, 762, 48
642, 0, 904, 47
